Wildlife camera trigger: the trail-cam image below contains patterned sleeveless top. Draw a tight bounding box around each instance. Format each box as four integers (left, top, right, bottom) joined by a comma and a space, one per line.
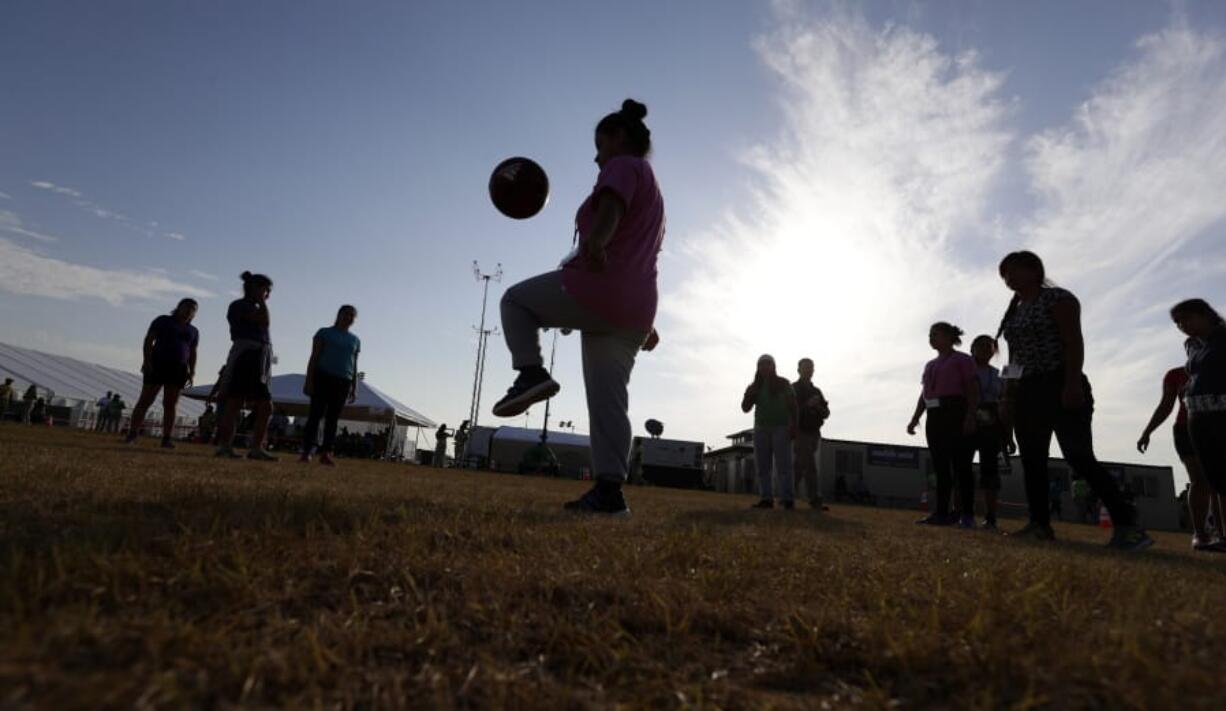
1001, 287, 1076, 376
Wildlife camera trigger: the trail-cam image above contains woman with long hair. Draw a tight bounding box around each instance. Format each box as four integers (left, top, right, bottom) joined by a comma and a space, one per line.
742, 354, 798, 509
301, 305, 361, 466
1137, 362, 1225, 550
214, 271, 278, 461
996, 251, 1152, 549
1171, 298, 1226, 519
123, 298, 199, 448
492, 99, 664, 515
907, 323, 979, 528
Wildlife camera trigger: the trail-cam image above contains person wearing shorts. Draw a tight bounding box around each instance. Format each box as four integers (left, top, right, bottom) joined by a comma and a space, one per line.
124, 299, 199, 447
1137, 365, 1225, 550
214, 271, 277, 461
970, 335, 1006, 529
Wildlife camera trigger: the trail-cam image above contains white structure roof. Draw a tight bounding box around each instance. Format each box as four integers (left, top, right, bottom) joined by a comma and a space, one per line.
182, 373, 435, 428
0, 341, 204, 417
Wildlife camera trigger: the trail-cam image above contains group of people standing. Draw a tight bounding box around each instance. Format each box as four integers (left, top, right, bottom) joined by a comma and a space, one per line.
119, 271, 364, 465
0, 378, 47, 425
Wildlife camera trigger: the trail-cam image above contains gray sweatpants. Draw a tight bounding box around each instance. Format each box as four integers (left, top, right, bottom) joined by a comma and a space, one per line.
794, 431, 822, 502
754, 425, 795, 501
500, 270, 645, 483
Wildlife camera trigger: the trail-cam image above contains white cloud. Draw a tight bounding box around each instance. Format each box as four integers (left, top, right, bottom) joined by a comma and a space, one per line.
0, 192, 11, 200
189, 269, 219, 281
164, 232, 187, 241
0, 237, 213, 305
654, 9, 1013, 449
0, 209, 59, 243
30, 180, 82, 198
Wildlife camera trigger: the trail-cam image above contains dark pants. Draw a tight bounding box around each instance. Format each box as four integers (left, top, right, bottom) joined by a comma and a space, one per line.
1189, 412, 1226, 496
1014, 372, 1133, 526
303, 372, 350, 454
926, 396, 974, 519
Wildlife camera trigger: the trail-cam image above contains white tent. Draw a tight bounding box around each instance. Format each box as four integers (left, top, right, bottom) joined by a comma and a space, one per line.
0, 340, 205, 419
182, 373, 435, 427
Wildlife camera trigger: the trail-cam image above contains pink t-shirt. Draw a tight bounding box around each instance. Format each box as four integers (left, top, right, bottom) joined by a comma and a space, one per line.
922, 351, 977, 399
561, 156, 665, 333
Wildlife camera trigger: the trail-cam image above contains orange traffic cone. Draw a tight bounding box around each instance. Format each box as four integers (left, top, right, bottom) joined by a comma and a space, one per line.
1098, 505, 1112, 529
919, 490, 929, 513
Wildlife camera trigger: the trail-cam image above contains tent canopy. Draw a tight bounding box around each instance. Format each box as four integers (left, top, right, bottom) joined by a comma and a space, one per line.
183, 373, 435, 427
0, 341, 205, 417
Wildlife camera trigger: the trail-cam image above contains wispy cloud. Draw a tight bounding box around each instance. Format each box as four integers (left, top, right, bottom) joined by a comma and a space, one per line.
0, 209, 59, 243
656, 8, 1013, 447
652, 10, 1226, 468
189, 269, 219, 281
0, 237, 213, 305
30, 180, 82, 198
164, 232, 187, 241
0, 192, 12, 200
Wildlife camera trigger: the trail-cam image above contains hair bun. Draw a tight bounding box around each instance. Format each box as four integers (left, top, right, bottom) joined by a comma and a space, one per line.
240, 270, 253, 281
620, 99, 647, 121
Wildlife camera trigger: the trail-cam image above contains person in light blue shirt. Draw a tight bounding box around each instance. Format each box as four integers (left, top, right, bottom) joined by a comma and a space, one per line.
301, 305, 361, 465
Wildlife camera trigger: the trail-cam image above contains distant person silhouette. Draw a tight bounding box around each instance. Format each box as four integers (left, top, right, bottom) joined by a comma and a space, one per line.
491, 99, 664, 515
970, 334, 1007, 529
123, 298, 199, 448
214, 271, 278, 461
995, 251, 1151, 550
1137, 363, 1225, 550
792, 358, 829, 509
198, 404, 217, 444
1171, 299, 1226, 520
106, 393, 124, 432
301, 305, 360, 466
94, 391, 112, 431
0, 378, 14, 421
907, 322, 979, 528
20, 384, 37, 424
434, 424, 450, 467
743, 355, 798, 510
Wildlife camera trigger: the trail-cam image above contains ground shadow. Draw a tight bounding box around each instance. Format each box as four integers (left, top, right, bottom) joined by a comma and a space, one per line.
673, 507, 867, 534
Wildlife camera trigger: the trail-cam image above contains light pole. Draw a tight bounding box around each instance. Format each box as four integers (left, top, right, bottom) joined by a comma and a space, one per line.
468, 261, 502, 428
540, 329, 559, 444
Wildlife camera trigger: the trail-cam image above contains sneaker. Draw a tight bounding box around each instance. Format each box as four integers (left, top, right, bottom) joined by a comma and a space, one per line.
298, 453, 312, 464
563, 483, 630, 515
916, 514, 952, 526
319, 453, 336, 467
781, 500, 795, 510
1192, 533, 1215, 550
1205, 537, 1226, 553
492, 368, 561, 418
809, 499, 829, 511
246, 449, 279, 462
160, 440, 175, 450
957, 515, 976, 529
1108, 526, 1154, 552
751, 499, 775, 510
214, 446, 242, 459
1010, 522, 1056, 541
981, 518, 998, 531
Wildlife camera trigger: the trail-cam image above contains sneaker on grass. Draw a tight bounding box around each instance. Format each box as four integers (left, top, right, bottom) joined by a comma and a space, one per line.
246, 449, 279, 462
1108, 526, 1154, 552
215, 446, 242, 459
981, 518, 998, 531
1009, 522, 1056, 541
160, 439, 175, 450
563, 482, 629, 515
492, 367, 560, 418
319, 453, 336, 467
781, 500, 795, 510
751, 499, 774, 510
915, 514, 952, 526
957, 515, 976, 529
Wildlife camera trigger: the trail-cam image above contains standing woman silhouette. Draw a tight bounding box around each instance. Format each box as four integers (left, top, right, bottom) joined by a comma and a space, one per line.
214, 271, 278, 461
996, 251, 1151, 549
1171, 299, 1226, 521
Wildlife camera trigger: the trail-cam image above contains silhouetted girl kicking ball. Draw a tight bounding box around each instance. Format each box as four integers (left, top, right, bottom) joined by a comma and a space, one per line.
996, 251, 1152, 549
493, 99, 664, 515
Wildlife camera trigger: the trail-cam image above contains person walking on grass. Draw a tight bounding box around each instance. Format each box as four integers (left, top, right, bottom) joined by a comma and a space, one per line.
908, 323, 979, 528
214, 271, 278, 461
1171, 299, 1226, 534
123, 298, 199, 448
300, 305, 360, 466
94, 391, 112, 431
0, 378, 14, 421
20, 384, 38, 425
434, 424, 451, 467
996, 251, 1152, 550
491, 99, 664, 515
1137, 363, 1225, 550
743, 354, 798, 510
970, 335, 1007, 529
105, 393, 125, 432
793, 358, 830, 510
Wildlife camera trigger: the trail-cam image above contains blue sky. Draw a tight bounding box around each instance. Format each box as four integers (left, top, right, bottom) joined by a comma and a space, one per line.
3, 0, 1225, 482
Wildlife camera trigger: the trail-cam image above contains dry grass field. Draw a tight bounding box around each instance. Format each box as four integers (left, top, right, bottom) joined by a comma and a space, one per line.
2, 426, 1225, 709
